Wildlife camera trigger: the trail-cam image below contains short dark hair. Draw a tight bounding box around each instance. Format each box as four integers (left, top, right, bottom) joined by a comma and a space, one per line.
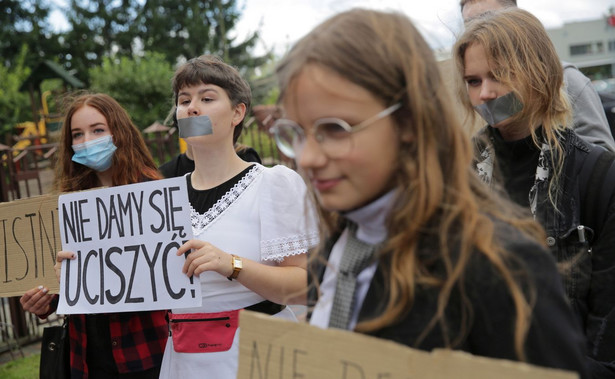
172, 55, 252, 144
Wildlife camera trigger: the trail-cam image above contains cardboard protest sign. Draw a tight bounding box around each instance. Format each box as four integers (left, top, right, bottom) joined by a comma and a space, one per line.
238, 311, 578, 379
0, 194, 62, 297
56, 177, 200, 314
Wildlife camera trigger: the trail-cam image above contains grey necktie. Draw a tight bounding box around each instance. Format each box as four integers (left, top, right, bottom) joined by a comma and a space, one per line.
328, 222, 380, 329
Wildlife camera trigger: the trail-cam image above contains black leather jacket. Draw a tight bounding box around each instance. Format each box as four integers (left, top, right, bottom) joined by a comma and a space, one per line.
476, 127, 615, 378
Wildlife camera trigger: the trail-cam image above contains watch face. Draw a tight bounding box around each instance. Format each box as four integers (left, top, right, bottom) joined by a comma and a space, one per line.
235, 257, 243, 269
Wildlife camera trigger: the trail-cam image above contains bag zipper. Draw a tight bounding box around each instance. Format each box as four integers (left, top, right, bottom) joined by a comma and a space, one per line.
170, 316, 230, 323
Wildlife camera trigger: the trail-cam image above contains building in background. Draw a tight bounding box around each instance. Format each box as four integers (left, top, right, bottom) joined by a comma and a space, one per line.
547, 9, 615, 80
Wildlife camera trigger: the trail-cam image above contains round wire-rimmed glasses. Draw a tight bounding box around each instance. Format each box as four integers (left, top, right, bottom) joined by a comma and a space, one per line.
269, 103, 402, 159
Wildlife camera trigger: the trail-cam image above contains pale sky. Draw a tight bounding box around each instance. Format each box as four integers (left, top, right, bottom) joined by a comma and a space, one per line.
235, 0, 615, 56
49, 0, 615, 56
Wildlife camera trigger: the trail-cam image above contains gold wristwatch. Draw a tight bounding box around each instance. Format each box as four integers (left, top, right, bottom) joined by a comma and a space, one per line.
227, 254, 243, 280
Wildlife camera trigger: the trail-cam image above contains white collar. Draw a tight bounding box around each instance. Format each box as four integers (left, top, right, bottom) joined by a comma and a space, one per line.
343, 190, 396, 245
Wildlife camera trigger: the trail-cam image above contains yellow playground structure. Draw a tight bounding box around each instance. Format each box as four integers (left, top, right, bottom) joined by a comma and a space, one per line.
12, 60, 84, 153
12, 90, 63, 152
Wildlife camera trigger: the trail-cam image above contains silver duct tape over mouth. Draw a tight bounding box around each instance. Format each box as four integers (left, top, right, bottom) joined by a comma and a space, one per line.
178, 115, 214, 138
474, 92, 523, 126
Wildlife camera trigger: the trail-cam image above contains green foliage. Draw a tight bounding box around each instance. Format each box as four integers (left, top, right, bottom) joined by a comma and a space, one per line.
238, 127, 280, 164
0, 353, 40, 379
246, 57, 280, 106
0, 0, 278, 142
254, 75, 279, 106
55, 0, 272, 88
40, 79, 66, 116
0, 0, 62, 69
89, 52, 175, 130
61, 0, 141, 84
133, 0, 269, 67
0, 45, 32, 143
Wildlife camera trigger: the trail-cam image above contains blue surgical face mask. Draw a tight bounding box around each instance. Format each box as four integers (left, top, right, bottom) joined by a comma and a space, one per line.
474, 92, 524, 126
71, 135, 117, 172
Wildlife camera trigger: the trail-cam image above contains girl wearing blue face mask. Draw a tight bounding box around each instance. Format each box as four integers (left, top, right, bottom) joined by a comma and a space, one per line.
20, 93, 167, 378
455, 9, 615, 376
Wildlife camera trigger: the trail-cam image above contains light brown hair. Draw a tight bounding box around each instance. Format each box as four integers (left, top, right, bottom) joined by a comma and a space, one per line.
277, 8, 544, 360
453, 8, 572, 204
459, 0, 517, 13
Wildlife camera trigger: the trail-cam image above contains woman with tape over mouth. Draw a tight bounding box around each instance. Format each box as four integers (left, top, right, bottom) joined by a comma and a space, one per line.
158, 55, 318, 378
454, 8, 615, 376
19, 92, 168, 379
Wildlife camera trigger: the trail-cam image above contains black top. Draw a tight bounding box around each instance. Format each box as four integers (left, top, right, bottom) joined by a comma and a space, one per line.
187, 165, 254, 213
476, 127, 615, 377
85, 314, 117, 374
489, 127, 538, 207
159, 146, 262, 179
159, 153, 195, 179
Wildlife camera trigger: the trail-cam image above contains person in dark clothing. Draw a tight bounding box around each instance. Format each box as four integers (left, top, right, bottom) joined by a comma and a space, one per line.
460, 0, 615, 152
159, 142, 261, 178
598, 91, 615, 137
270, 8, 588, 378
454, 8, 615, 377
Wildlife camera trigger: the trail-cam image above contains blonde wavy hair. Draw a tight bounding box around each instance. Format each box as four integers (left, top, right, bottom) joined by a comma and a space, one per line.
454, 8, 572, 204
277, 8, 545, 360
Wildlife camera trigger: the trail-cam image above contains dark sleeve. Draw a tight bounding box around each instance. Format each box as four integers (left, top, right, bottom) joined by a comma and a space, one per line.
158, 154, 181, 178
585, 204, 615, 376
237, 146, 262, 164
39, 294, 59, 319
158, 153, 194, 178
467, 233, 589, 378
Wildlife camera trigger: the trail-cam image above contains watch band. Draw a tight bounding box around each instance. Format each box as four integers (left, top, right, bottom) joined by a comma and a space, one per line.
227, 254, 242, 281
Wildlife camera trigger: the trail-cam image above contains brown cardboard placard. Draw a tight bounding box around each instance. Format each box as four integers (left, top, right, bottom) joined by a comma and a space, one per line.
238, 311, 578, 379
0, 193, 61, 297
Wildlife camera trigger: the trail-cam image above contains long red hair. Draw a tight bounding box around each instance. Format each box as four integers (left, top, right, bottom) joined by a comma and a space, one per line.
54, 92, 161, 192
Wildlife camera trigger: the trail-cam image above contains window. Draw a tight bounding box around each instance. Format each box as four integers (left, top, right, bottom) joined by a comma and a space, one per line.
609, 40, 615, 52
596, 41, 604, 53
570, 43, 592, 56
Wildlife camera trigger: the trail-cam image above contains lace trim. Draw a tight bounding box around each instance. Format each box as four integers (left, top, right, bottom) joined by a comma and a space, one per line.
261, 232, 320, 262
190, 165, 264, 236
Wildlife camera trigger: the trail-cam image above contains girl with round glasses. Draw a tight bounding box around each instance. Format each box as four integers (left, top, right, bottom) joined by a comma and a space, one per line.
270, 103, 401, 159
273, 8, 587, 376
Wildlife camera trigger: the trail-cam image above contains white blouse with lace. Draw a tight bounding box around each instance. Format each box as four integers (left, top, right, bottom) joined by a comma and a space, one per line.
160, 163, 319, 379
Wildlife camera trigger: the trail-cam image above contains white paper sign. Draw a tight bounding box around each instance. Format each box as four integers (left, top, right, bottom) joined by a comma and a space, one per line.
56, 177, 200, 314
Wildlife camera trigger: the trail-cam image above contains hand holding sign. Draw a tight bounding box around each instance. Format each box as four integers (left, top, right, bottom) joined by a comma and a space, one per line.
57, 177, 201, 314
20, 286, 54, 317
54, 251, 74, 283
177, 239, 234, 278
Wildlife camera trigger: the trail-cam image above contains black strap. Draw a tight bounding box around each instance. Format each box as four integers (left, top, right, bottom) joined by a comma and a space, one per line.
245, 300, 286, 315
583, 149, 615, 238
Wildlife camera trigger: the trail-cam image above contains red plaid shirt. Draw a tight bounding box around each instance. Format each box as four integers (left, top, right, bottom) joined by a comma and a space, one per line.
42, 296, 167, 379
67, 311, 167, 378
